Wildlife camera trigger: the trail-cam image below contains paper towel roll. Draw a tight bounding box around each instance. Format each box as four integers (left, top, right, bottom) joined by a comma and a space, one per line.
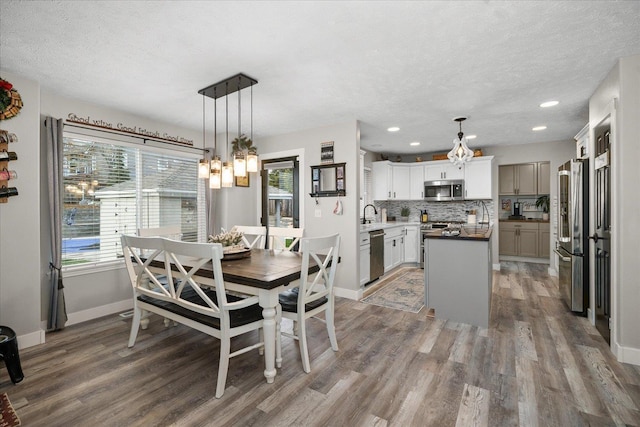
467, 214, 476, 224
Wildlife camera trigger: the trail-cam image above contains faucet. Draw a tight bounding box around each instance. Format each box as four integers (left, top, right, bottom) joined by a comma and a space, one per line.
362, 204, 378, 224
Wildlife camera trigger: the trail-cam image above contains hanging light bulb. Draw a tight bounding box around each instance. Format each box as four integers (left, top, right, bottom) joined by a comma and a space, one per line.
198, 159, 210, 178
198, 94, 210, 178
233, 151, 246, 176
221, 161, 234, 187
246, 148, 258, 173
246, 82, 258, 173
447, 116, 474, 166
209, 156, 221, 189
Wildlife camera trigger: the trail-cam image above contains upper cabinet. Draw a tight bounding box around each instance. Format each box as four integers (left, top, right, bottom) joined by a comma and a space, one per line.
372, 161, 392, 200
424, 160, 464, 181
575, 124, 589, 160
537, 162, 550, 194
499, 163, 537, 195
372, 157, 493, 201
499, 161, 550, 195
464, 156, 493, 200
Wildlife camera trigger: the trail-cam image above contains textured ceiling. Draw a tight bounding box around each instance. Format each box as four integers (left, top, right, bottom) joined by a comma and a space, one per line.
1, 1, 639, 155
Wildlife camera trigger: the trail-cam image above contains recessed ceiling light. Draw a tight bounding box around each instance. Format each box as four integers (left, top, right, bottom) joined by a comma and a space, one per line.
532, 126, 547, 131
410, 141, 420, 146
466, 135, 477, 140
387, 127, 400, 132
540, 101, 559, 108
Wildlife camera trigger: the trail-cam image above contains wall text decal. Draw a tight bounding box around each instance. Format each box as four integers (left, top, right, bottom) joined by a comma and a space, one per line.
66, 113, 194, 146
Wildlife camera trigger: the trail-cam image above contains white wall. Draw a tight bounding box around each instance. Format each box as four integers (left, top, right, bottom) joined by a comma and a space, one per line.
0, 71, 43, 347
590, 55, 640, 362
479, 140, 575, 272
256, 121, 361, 298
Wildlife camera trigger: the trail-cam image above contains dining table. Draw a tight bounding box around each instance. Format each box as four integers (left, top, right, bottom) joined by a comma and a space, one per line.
149, 248, 322, 385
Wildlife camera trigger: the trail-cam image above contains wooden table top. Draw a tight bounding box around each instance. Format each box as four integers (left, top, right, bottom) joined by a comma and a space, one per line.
220, 248, 320, 289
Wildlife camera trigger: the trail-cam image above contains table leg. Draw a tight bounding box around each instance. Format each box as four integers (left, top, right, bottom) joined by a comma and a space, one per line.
259, 287, 281, 384
261, 306, 277, 383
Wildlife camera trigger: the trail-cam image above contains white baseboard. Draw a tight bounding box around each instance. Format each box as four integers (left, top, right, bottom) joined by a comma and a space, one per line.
548, 267, 558, 277
613, 341, 640, 366
66, 299, 133, 327
17, 329, 46, 349
335, 286, 360, 301
493, 263, 501, 271
499, 255, 550, 264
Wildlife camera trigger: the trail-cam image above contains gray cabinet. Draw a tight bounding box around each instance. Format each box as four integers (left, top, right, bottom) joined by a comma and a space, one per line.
499, 221, 548, 258
537, 162, 550, 194
499, 163, 538, 195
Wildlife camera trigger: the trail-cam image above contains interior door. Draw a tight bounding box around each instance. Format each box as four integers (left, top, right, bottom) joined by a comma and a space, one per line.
592, 128, 611, 344
260, 157, 300, 246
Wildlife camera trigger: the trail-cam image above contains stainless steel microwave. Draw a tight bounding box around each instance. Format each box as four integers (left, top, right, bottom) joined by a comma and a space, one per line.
424, 179, 464, 201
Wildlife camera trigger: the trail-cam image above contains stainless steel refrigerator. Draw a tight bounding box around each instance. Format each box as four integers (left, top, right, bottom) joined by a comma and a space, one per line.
555, 159, 589, 316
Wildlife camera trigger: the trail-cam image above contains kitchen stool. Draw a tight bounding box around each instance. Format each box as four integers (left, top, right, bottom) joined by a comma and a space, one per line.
0, 326, 24, 384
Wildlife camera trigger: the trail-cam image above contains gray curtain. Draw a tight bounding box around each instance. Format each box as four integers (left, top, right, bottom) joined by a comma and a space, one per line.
45, 117, 67, 330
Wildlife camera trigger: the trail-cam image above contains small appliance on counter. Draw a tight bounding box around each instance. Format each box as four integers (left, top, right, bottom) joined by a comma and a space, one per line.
508, 201, 525, 219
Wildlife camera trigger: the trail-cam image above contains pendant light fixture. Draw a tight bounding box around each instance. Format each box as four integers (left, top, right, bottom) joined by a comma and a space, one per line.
198, 73, 258, 188
447, 116, 474, 165
209, 87, 221, 189
221, 82, 234, 187
246, 83, 258, 173
198, 94, 210, 178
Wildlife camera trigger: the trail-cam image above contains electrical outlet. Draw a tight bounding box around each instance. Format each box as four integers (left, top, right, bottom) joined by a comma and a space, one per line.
315, 209, 321, 218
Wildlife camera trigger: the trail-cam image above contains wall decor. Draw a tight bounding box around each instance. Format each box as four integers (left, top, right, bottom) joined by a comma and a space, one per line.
321, 141, 334, 164
0, 78, 23, 121
235, 173, 250, 187
310, 162, 346, 197
0, 128, 18, 203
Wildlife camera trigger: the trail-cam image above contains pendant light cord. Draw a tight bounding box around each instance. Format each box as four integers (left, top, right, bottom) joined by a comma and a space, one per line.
238, 76, 242, 140
225, 82, 229, 160
213, 87, 217, 155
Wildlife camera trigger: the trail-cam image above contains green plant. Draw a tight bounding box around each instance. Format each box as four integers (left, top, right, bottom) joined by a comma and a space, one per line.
400, 206, 411, 217
231, 134, 256, 154
536, 195, 550, 213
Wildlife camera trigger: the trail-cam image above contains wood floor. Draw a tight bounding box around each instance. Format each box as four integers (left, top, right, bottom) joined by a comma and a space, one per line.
2, 262, 640, 426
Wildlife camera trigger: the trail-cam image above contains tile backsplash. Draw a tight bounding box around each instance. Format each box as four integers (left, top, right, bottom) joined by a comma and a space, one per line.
372, 200, 495, 224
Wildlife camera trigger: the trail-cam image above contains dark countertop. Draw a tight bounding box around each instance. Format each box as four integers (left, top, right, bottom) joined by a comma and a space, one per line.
422, 225, 493, 241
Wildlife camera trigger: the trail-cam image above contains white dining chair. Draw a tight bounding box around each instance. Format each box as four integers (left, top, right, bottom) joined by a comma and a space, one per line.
230, 225, 267, 249
136, 225, 182, 328
137, 225, 182, 240
121, 235, 265, 398
278, 233, 341, 373
268, 227, 304, 251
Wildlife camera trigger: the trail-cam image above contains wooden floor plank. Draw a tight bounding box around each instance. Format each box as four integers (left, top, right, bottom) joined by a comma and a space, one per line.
2, 261, 640, 427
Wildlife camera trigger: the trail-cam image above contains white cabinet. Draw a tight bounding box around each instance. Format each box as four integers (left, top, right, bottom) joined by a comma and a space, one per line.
464, 156, 493, 200
403, 225, 419, 264
575, 124, 589, 159
384, 226, 404, 273
424, 160, 464, 181
409, 164, 424, 199
372, 161, 392, 200
359, 232, 370, 287
392, 165, 411, 200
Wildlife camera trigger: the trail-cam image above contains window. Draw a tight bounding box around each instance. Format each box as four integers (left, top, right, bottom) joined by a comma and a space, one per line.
62, 133, 205, 268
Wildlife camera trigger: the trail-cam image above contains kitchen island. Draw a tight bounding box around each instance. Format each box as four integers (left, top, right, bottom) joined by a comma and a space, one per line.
424, 225, 493, 328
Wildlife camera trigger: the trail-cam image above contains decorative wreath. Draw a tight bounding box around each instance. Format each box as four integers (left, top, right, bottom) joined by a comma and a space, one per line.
0, 77, 23, 120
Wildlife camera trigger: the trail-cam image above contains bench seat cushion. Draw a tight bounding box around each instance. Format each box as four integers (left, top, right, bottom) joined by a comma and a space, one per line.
138, 287, 262, 329
279, 288, 327, 313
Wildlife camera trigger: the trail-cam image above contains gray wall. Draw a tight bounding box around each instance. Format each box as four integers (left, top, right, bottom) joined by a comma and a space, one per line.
0, 71, 43, 346
256, 122, 361, 298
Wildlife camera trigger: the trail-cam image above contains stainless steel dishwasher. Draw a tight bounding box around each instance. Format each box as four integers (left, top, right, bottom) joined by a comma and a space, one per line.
369, 229, 385, 282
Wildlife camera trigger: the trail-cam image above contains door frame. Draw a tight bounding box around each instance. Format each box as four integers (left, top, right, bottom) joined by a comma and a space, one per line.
588, 98, 617, 347
257, 148, 305, 231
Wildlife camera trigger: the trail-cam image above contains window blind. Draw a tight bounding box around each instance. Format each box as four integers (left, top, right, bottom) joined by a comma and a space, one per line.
62, 133, 205, 268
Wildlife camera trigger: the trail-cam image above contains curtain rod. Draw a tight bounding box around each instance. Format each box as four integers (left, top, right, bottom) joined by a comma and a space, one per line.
62, 122, 209, 153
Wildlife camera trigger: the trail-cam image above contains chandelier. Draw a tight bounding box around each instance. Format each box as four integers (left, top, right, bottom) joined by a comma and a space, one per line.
447, 116, 474, 165
198, 73, 258, 188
